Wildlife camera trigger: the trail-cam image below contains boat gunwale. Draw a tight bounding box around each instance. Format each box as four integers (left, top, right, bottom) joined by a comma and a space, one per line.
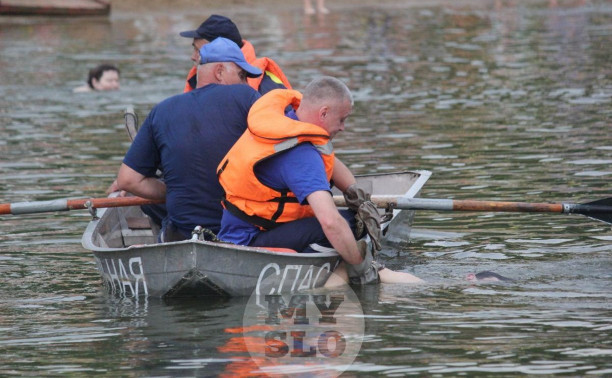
82, 170, 432, 254
404, 170, 431, 199
88, 234, 342, 258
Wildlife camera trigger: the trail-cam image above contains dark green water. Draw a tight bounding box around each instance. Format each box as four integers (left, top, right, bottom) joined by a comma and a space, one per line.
1, 0, 610, 376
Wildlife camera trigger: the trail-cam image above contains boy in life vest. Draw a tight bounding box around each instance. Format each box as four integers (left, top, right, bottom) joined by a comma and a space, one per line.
217, 76, 423, 285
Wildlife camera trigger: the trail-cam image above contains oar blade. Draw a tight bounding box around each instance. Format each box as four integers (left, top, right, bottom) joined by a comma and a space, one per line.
586, 214, 612, 225
585, 197, 612, 207
576, 197, 612, 225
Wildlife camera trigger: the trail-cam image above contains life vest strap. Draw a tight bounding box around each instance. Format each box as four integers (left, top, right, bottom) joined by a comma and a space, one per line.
270, 189, 289, 222
217, 159, 229, 177
223, 199, 280, 231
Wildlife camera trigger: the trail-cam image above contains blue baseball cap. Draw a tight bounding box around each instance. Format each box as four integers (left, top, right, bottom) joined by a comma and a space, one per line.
199, 37, 262, 78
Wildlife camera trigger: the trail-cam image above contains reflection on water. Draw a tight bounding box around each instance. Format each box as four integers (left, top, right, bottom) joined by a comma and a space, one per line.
0, 0, 610, 375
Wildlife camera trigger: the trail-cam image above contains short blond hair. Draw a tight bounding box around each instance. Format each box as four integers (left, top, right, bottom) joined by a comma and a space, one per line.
302, 76, 353, 106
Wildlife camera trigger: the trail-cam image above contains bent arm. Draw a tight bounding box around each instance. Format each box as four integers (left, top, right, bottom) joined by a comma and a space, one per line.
306, 190, 362, 265
116, 163, 166, 200
331, 157, 356, 192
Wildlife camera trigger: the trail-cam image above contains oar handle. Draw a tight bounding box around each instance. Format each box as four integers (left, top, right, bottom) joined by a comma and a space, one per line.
1, 196, 163, 215
67, 197, 164, 210
334, 195, 565, 213
396, 196, 565, 213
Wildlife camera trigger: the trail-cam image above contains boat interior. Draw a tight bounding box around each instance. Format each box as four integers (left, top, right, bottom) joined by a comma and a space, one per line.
86, 171, 430, 251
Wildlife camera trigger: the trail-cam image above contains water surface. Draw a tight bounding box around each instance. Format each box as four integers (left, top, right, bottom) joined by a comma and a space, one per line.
1, 0, 611, 375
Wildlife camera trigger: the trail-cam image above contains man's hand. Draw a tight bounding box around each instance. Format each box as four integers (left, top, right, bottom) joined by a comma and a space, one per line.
343, 184, 382, 250
105, 179, 127, 197
345, 240, 382, 285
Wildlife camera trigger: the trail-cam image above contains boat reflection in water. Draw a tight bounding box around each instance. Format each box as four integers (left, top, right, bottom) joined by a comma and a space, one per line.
102, 282, 366, 377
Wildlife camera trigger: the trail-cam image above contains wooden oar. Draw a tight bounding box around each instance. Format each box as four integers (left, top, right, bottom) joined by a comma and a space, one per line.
333, 195, 612, 225
0, 196, 163, 216
3, 195, 610, 225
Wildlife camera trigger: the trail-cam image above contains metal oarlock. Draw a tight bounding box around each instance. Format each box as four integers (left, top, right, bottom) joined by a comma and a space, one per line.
191, 226, 203, 241
85, 200, 98, 219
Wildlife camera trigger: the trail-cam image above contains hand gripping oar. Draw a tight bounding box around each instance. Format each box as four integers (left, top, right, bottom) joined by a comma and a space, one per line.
333, 196, 612, 225
0, 196, 163, 216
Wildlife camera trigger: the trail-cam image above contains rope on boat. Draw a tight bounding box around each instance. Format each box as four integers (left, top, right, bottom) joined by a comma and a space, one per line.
191, 225, 222, 242
381, 207, 394, 223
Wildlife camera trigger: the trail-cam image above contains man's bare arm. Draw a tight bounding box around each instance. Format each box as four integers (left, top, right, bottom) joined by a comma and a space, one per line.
331, 157, 356, 192
306, 190, 362, 265
116, 163, 166, 200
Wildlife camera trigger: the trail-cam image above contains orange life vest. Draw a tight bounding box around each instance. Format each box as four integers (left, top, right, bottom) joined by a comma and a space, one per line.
217, 89, 335, 230
183, 65, 198, 93
240, 40, 257, 63
248, 57, 292, 91
183, 40, 291, 93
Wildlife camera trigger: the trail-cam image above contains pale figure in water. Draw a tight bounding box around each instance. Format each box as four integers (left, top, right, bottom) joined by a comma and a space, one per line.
466, 271, 514, 282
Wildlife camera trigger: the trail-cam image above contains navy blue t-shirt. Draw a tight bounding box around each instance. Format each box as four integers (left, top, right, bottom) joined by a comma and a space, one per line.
123, 83, 260, 235
217, 110, 331, 245
258, 72, 287, 95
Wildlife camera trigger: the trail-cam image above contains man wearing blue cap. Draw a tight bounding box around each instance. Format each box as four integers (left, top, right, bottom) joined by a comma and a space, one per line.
179, 14, 291, 95
116, 38, 263, 242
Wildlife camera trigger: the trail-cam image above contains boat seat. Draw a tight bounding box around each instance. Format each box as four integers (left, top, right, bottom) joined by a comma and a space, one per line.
126, 216, 153, 230
118, 214, 158, 246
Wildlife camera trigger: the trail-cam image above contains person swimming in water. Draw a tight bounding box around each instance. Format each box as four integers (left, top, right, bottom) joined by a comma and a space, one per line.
73, 64, 120, 93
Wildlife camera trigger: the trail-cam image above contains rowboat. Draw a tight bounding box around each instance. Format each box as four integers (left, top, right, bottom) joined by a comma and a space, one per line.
0, 0, 110, 16
81, 170, 431, 298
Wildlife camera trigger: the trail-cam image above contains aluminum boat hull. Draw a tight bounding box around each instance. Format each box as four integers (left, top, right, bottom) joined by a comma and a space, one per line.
81, 171, 431, 298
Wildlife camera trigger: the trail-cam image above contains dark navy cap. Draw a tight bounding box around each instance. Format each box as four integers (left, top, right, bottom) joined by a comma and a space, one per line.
179, 15, 243, 48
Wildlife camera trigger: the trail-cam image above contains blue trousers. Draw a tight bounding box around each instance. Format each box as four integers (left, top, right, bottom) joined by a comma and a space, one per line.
248, 209, 359, 252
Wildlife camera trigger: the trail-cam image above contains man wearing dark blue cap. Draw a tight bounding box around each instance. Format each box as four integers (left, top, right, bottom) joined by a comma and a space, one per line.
116, 38, 263, 242
179, 14, 291, 95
